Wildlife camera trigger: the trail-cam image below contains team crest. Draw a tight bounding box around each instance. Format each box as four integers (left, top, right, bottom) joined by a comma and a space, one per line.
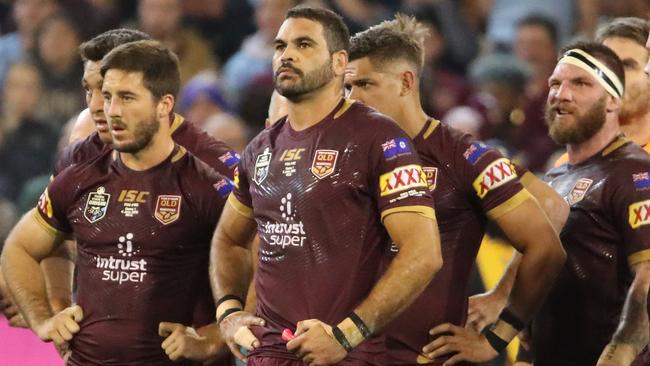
253, 148, 272, 185
567, 178, 593, 205
422, 167, 438, 191
84, 186, 110, 223
311, 149, 338, 179
154, 195, 182, 225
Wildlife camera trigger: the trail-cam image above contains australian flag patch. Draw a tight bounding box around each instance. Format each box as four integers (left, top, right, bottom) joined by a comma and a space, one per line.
382, 137, 411, 159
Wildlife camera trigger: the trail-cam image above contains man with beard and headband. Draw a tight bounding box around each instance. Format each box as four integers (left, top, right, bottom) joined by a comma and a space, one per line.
481, 41, 650, 366
210, 6, 442, 366
345, 14, 567, 366
553, 17, 650, 167
1, 40, 232, 365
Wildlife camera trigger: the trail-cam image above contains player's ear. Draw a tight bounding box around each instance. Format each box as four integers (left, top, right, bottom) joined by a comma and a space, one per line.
606, 94, 622, 113
332, 50, 348, 77
400, 70, 416, 96
157, 94, 175, 118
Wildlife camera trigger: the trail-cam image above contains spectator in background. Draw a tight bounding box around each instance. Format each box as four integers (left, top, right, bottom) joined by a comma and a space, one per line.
203, 113, 248, 152
511, 14, 561, 172
222, 0, 297, 109
32, 11, 85, 129
0, 61, 58, 203
179, 71, 233, 127
466, 53, 531, 159
137, 0, 217, 84
0, 0, 59, 86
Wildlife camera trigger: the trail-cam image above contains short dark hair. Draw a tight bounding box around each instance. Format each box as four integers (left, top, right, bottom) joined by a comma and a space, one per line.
349, 14, 428, 74
100, 40, 180, 100
595, 17, 650, 46
286, 6, 349, 53
559, 41, 625, 92
79, 28, 151, 62
517, 14, 558, 47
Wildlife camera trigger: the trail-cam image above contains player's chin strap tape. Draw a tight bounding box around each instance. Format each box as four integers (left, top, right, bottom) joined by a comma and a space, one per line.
483, 309, 527, 353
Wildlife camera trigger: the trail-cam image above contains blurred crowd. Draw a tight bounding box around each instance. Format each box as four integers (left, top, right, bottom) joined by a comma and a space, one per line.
0, 0, 648, 242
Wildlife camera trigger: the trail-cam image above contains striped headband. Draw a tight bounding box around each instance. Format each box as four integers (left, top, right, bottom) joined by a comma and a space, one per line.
558, 48, 624, 98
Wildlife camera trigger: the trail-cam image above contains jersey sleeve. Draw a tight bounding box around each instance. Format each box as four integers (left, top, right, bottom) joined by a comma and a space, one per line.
369, 123, 435, 223
34, 168, 75, 235
190, 128, 240, 180
229, 146, 254, 219
458, 141, 530, 220
610, 169, 650, 268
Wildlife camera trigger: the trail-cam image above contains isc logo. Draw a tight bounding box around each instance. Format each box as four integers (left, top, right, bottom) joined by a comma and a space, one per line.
118, 190, 149, 203
280, 148, 306, 161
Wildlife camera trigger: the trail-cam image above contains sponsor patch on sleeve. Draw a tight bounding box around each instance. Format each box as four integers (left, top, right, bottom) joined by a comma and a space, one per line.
629, 199, 650, 229
472, 158, 517, 198
37, 188, 53, 218
463, 142, 491, 165
214, 178, 235, 198
218, 151, 241, 168
379, 164, 428, 197
382, 137, 412, 160
633, 172, 650, 191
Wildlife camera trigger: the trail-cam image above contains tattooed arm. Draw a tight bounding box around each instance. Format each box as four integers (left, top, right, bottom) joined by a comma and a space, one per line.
597, 261, 650, 366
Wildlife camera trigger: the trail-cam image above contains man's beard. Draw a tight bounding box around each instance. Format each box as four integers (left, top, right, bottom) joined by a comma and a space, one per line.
546, 96, 607, 145
620, 82, 650, 125
274, 58, 335, 101
111, 112, 160, 153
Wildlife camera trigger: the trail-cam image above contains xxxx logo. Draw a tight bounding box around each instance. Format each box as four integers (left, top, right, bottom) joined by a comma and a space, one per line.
379, 164, 428, 197
629, 200, 650, 229
473, 158, 517, 198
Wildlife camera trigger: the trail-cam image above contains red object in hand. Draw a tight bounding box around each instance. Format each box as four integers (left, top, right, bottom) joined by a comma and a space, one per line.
282, 328, 296, 342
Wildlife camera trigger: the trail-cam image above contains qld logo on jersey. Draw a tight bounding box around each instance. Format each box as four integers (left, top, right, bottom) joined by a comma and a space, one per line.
380, 164, 428, 197
423, 167, 438, 191
218, 151, 241, 169
629, 199, 650, 229
253, 148, 272, 185
311, 149, 338, 179
633, 172, 650, 191
154, 195, 182, 225
464, 142, 490, 165
473, 158, 517, 198
84, 186, 110, 223
382, 137, 411, 160
567, 178, 593, 205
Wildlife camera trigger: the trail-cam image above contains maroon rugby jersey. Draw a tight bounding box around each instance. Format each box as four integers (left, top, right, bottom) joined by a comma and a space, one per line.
230, 99, 435, 364
531, 136, 650, 366
384, 119, 529, 365
54, 113, 239, 179
34, 146, 231, 365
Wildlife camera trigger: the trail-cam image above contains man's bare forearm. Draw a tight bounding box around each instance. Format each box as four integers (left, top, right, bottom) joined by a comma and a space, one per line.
1, 243, 54, 328
41, 256, 74, 313
210, 232, 252, 302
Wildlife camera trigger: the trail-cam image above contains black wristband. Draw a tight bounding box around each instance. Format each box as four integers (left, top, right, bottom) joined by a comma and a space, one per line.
216, 294, 244, 309
483, 328, 508, 353
499, 309, 525, 331
332, 326, 353, 352
349, 312, 371, 339
217, 307, 242, 324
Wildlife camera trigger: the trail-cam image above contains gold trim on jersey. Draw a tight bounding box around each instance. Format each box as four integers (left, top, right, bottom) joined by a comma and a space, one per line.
228, 194, 254, 219
333, 99, 355, 119
486, 189, 532, 220
380, 205, 436, 223
519, 171, 535, 186
32, 209, 63, 238
628, 249, 650, 267
602, 136, 629, 156
422, 119, 440, 140
171, 146, 187, 163
170, 114, 185, 134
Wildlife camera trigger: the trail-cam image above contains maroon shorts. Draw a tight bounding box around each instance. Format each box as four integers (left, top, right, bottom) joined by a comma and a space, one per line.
247, 356, 305, 366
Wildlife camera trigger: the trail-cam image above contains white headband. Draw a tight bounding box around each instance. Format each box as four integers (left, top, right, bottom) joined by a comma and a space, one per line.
558, 48, 624, 98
